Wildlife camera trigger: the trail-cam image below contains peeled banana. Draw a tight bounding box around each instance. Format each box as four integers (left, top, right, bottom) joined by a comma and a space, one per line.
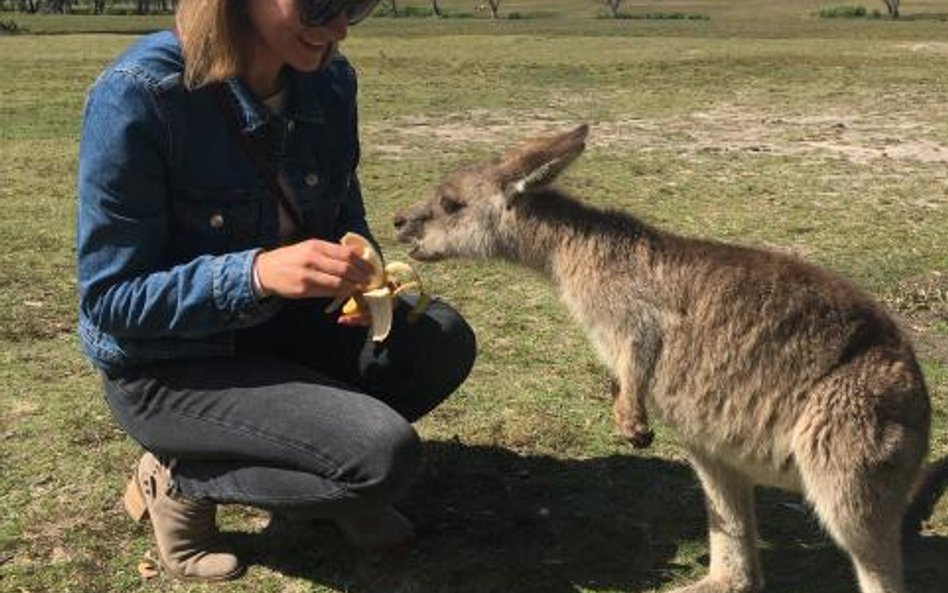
325, 232, 431, 342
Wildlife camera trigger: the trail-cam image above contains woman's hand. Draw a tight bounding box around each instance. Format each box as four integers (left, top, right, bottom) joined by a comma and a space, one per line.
336, 294, 372, 328
253, 239, 376, 301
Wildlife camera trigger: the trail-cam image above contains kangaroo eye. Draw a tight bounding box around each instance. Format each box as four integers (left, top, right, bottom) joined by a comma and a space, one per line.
440, 194, 465, 214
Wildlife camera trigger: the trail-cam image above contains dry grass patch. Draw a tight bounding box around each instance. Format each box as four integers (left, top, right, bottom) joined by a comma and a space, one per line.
366, 106, 948, 167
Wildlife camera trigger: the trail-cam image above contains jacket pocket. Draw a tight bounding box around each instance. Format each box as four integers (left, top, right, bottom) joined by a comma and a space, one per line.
171, 188, 264, 259
292, 171, 346, 241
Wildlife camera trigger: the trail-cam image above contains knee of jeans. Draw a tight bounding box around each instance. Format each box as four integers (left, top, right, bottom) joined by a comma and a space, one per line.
431, 302, 478, 375
346, 421, 422, 504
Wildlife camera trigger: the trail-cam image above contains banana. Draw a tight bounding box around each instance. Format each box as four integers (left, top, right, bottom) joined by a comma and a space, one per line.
341, 232, 386, 288
325, 232, 431, 342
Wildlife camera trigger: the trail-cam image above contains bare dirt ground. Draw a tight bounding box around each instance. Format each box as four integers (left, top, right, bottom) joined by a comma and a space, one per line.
897, 41, 948, 56
365, 107, 948, 168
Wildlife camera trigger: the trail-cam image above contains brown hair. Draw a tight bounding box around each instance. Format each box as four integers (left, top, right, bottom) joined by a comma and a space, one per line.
175, 0, 250, 89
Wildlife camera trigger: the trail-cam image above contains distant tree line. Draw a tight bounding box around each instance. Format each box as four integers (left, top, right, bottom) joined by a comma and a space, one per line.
0, 0, 904, 19
0, 0, 177, 13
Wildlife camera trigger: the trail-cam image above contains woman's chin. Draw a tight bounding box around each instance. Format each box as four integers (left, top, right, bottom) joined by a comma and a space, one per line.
294, 40, 336, 72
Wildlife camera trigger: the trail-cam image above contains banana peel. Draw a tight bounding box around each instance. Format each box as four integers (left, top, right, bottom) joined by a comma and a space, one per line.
325, 232, 431, 342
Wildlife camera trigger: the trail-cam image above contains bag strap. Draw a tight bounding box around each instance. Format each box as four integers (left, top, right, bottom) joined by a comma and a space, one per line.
211, 83, 305, 233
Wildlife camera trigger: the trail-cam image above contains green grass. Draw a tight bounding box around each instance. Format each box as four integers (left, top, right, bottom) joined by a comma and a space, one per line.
2, 1, 947, 591
603, 12, 710, 21
819, 4, 873, 18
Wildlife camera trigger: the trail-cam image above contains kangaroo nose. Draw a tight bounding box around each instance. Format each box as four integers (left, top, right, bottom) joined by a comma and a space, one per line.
393, 213, 406, 230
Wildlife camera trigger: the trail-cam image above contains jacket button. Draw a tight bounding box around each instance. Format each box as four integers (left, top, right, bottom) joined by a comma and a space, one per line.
287, 120, 296, 132
209, 213, 224, 229
305, 173, 320, 187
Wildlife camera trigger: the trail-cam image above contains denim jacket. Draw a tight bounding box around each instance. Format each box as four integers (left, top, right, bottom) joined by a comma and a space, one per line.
76, 31, 374, 373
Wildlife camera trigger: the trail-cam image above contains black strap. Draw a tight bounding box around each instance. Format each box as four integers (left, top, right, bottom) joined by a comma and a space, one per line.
212, 83, 305, 233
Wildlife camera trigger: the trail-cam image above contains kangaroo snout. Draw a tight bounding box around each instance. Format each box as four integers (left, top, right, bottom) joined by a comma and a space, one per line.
392, 203, 440, 261
392, 212, 406, 230
392, 207, 420, 246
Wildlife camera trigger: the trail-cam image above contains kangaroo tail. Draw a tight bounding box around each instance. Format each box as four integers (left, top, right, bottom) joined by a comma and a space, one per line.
904, 456, 948, 535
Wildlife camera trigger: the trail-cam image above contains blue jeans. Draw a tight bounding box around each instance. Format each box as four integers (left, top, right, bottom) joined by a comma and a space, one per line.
102, 296, 476, 516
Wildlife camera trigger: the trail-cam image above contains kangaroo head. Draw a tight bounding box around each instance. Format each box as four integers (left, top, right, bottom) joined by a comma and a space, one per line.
393, 124, 589, 261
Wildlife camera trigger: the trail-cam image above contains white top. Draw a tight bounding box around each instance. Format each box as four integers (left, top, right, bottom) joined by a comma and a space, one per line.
263, 88, 301, 243
252, 88, 301, 299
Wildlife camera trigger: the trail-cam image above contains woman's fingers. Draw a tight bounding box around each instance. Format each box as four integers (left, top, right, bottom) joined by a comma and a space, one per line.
304, 241, 376, 285
254, 239, 384, 300
337, 311, 371, 327
305, 254, 367, 287
305, 269, 359, 297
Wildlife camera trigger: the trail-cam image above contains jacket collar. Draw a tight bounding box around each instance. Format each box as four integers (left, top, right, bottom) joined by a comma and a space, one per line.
286, 68, 328, 125
222, 77, 271, 135
223, 67, 327, 134
171, 24, 328, 131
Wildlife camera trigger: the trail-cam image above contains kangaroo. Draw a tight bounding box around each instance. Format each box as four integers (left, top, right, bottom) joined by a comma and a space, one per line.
393, 125, 948, 593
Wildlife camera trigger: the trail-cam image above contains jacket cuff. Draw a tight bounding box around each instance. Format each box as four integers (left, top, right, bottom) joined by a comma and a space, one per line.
211, 249, 279, 327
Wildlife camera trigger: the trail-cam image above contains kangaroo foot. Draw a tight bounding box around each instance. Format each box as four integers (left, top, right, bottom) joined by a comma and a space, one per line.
668, 576, 761, 593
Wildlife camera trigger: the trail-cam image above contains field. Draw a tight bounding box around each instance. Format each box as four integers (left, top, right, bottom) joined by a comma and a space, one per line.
1, 1, 947, 592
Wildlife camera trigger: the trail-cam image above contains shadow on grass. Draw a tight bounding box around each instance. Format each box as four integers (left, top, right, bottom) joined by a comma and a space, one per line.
235, 440, 699, 593
228, 440, 948, 593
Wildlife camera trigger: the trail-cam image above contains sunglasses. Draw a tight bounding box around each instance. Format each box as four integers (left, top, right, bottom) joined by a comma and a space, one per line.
298, 0, 383, 26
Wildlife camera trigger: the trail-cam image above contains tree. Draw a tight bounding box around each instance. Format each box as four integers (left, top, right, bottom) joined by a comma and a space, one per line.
0, 0, 204, 15
603, 0, 625, 18
45, 0, 73, 12
136, 0, 178, 14
430, 0, 442, 17
882, 0, 900, 17
486, 0, 500, 19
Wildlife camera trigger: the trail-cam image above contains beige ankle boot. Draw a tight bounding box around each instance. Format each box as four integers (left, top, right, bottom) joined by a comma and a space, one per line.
123, 453, 244, 582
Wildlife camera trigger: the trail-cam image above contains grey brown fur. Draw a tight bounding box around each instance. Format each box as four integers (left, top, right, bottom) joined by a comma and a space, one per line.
393, 125, 946, 593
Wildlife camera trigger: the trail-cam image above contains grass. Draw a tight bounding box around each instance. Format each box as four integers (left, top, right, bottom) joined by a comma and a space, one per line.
818, 5, 874, 18
602, 13, 710, 21
1, 1, 947, 592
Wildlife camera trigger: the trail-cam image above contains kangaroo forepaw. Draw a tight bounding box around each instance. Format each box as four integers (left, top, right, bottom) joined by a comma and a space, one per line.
628, 428, 655, 449
609, 380, 654, 448
615, 419, 654, 448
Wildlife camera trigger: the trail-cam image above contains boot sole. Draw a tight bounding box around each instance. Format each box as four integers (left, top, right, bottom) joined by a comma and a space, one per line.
159, 557, 247, 583
123, 474, 149, 523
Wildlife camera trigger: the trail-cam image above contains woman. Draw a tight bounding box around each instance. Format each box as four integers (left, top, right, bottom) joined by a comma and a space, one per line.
76, 0, 476, 582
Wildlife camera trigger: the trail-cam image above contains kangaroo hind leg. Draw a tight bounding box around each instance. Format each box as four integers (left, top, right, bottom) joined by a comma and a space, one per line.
797, 453, 910, 593
668, 449, 764, 593
793, 386, 924, 593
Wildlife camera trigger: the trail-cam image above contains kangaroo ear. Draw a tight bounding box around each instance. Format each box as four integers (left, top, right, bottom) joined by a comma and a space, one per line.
499, 124, 589, 199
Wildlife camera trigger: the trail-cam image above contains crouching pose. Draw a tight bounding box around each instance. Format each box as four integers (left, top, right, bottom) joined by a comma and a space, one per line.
76, 0, 475, 581
393, 125, 947, 593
